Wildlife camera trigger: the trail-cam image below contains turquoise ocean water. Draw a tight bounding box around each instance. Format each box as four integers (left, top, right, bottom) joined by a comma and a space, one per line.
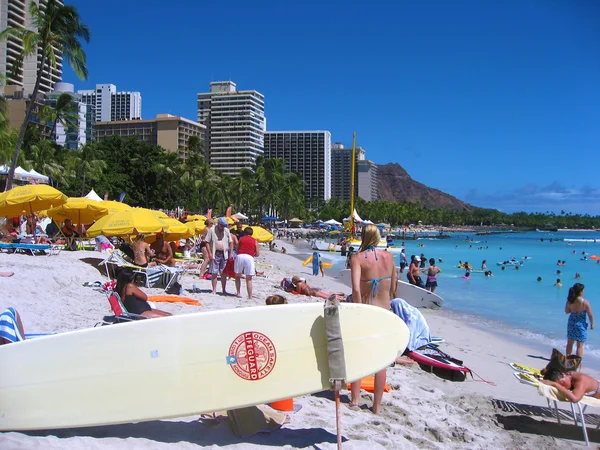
306, 231, 600, 369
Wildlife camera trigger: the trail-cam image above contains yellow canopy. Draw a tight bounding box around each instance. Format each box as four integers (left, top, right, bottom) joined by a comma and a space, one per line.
0, 184, 67, 217
47, 197, 109, 225
86, 208, 178, 238
289, 217, 303, 223
99, 200, 131, 215
161, 217, 192, 242
242, 225, 274, 243
185, 219, 207, 235
186, 214, 207, 222
217, 216, 236, 225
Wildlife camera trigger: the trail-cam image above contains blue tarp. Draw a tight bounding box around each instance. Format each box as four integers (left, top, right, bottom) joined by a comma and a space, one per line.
261, 216, 278, 221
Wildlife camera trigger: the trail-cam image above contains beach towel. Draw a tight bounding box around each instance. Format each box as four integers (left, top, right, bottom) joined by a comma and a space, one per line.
148, 295, 201, 306
390, 298, 431, 351
0, 307, 24, 343
227, 405, 286, 438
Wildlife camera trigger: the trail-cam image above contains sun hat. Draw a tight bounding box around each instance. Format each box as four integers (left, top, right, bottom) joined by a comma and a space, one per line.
218, 217, 228, 226
414, 255, 421, 262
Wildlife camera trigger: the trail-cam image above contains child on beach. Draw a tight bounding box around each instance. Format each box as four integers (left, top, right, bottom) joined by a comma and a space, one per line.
565, 283, 594, 359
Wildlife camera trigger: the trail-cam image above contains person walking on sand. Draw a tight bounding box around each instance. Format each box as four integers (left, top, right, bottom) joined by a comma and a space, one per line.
566, 282, 594, 359
234, 227, 259, 299
206, 217, 234, 295
349, 224, 398, 414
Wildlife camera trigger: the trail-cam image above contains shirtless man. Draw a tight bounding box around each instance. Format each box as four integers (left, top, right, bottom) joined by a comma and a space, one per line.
349, 224, 398, 414
132, 233, 154, 267
150, 233, 174, 267
543, 368, 600, 402
407, 255, 424, 288
62, 219, 79, 251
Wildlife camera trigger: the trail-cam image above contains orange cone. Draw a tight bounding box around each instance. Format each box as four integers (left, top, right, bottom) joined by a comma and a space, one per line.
269, 398, 294, 411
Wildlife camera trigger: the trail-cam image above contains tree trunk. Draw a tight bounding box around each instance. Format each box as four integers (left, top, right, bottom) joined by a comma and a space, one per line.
81, 170, 86, 197
6, 52, 47, 190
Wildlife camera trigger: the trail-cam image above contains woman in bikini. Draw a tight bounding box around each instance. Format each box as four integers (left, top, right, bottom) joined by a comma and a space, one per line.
349, 223, 398, 414
115, 270, 171, 318
543, 368, 600, 402
132, 234, 154, 267
425, 258, 442, 293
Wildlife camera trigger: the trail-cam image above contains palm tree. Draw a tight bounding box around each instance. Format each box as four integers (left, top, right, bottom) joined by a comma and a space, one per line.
26, 139, 66, 187
74, 143, 106, 195
47, 92, 79, 140
0, 0, 90, 190
230, 168, 255, 213
278, 172, 305, 220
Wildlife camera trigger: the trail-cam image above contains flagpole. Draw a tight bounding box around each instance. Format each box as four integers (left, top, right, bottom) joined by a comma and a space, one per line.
349, 132, 357, 240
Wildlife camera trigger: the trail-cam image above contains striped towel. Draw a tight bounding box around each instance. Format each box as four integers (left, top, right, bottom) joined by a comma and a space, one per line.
0, 308, 24, 343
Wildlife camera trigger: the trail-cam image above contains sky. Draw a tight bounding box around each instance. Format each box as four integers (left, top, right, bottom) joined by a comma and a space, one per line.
62, 0, 600, 215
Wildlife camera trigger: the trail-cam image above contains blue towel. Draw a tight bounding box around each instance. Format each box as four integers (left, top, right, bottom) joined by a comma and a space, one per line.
390, 298, 431, 351
0, 307, 24, 343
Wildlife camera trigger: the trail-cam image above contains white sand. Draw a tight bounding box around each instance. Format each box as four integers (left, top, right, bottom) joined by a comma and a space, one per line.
0, 238, 596, 449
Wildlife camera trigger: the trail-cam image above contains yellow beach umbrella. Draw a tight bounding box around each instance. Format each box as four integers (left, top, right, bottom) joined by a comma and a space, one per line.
86, 208, 174, 238
186, 214, 207, 222
185, 219, 207, 235
242, 225, 274, 243
99, 200, 131, 215
161, 217, 192, 242
0, 184, 67, 217
47, 197, 109, 225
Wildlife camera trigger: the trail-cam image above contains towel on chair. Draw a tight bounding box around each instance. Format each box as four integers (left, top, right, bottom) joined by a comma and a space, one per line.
0, 307, 24, 343
390, 298, 431, 351
538, 381, 600, 407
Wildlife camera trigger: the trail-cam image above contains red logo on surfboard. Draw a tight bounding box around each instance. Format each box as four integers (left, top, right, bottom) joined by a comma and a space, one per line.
227, 331, 276, 381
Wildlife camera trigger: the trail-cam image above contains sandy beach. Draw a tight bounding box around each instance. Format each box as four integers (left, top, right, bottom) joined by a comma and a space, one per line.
0, 237, 597, 449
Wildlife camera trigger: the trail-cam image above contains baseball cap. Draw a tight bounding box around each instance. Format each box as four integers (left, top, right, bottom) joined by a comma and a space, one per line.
414, 255, 421, 262
218, 217, 228, 226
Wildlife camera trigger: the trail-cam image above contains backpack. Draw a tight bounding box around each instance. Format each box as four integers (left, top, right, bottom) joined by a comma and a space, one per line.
280, 277, 294, 292
166, 281, 182, 295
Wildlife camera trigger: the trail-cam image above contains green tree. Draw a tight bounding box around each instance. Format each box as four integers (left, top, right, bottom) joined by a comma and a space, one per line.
0, 0, 89, 189
47, 92, 79, 140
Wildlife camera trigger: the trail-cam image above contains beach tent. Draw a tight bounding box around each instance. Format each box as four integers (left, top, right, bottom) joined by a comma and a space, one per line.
85, 189, 103, 202
343, 209, 363, 223
324, 219, 342, 226
0, 165, 49, 183
363, 220, 374, 225
232, 212, 248, 220
289, 218, 303, 223
26, 169, 49, 183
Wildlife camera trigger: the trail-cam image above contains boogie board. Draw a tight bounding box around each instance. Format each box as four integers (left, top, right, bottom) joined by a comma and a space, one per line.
337, 269, 443, 309
0, 303, 409, 431
408, 346, 470, 373
301, 254, 333, 268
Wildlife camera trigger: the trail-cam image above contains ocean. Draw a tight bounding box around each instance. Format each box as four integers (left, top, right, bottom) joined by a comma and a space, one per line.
305, 230, 600, 369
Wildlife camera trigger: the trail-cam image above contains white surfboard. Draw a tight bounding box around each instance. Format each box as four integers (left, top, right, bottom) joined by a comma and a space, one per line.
0, 303, 409, 431
338, 269, 444, 309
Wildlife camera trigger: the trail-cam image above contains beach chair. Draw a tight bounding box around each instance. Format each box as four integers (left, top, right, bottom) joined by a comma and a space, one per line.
13, 243, 51, 256
514, 371, 600, 446
106, 291, 148, 322
101, 250, 182, 290
0, 242, 15, 253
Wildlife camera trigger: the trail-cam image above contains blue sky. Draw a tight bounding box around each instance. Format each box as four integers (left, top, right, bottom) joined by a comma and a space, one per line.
63, 0, 600, 215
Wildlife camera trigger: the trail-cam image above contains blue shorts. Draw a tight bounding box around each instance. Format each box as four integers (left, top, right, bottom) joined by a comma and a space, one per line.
209, 251, 227, 274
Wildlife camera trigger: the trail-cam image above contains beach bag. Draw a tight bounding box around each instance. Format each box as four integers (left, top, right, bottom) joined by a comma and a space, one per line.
222, 258, 236, 279
280, 277, 294, 292
166, 281, 182, 295
544, 348, 582, 373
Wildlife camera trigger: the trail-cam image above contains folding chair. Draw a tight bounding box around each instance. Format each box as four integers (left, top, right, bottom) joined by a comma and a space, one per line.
106, 291, 148, 322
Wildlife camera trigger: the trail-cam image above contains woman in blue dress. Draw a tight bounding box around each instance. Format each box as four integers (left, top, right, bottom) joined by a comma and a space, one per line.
566, 283, 594, 359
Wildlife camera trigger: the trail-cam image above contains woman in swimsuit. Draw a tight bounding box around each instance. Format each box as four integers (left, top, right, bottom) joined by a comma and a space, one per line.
566, 283, 594, 359
543, 368, 600, 402
349, 224, 398, 414
115, 270, 171, 318
132, 234, 154, 267
425, 258, 441, 293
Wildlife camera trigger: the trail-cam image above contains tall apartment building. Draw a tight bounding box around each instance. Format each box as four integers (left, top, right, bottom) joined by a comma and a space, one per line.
0, 0, 64, 95
45, 82, 86, 149
4, 84, 50, 136
331, 143, 365, 201
77, 84, 142, 143
263, 131, 332, 207
197, 81, 265, 176
357, 159, 378, 201
94, 114, 205, 159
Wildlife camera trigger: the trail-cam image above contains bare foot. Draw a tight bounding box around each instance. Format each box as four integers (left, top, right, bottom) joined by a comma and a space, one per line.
211, 291, 217, 295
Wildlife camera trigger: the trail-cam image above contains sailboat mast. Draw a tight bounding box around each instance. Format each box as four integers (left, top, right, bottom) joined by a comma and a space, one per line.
349, 132, 357, 239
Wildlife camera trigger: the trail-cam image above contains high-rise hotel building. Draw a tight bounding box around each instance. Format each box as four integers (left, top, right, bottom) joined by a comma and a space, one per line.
0, 0, 64, 95
77, 84, 142, 143
263, 131, 332, 207
331, 143, 366, 202
197, 81, 265, 176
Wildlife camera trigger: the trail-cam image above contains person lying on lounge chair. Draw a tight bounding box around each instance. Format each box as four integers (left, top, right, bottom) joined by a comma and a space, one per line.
0, 307, 25, 345
543, 368, 600, 402
115, 270, 172, 318
290, 276, 345, 300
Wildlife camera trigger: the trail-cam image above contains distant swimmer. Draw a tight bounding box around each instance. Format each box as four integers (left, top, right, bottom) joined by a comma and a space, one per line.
575, 272, 581, 279
555, 278, 563, 287
485, 271, 493, 277
481, 260, 487, 270
537, 277, 542, 282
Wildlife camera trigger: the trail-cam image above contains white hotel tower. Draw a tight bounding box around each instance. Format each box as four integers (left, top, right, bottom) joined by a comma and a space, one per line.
197, 81, 265, 176
0, 0, 64, 95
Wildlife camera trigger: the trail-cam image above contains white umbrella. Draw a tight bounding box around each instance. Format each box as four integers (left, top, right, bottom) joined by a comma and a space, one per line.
232, 212, 248, 220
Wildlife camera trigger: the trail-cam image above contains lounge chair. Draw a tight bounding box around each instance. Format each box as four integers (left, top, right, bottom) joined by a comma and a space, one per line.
106, 291, 148, 322
0, 242, 53, 256
514, 371, 600, 446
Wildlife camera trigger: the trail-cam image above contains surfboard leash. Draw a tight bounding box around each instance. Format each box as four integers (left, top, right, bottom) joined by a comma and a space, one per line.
468, 369, 497, 386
